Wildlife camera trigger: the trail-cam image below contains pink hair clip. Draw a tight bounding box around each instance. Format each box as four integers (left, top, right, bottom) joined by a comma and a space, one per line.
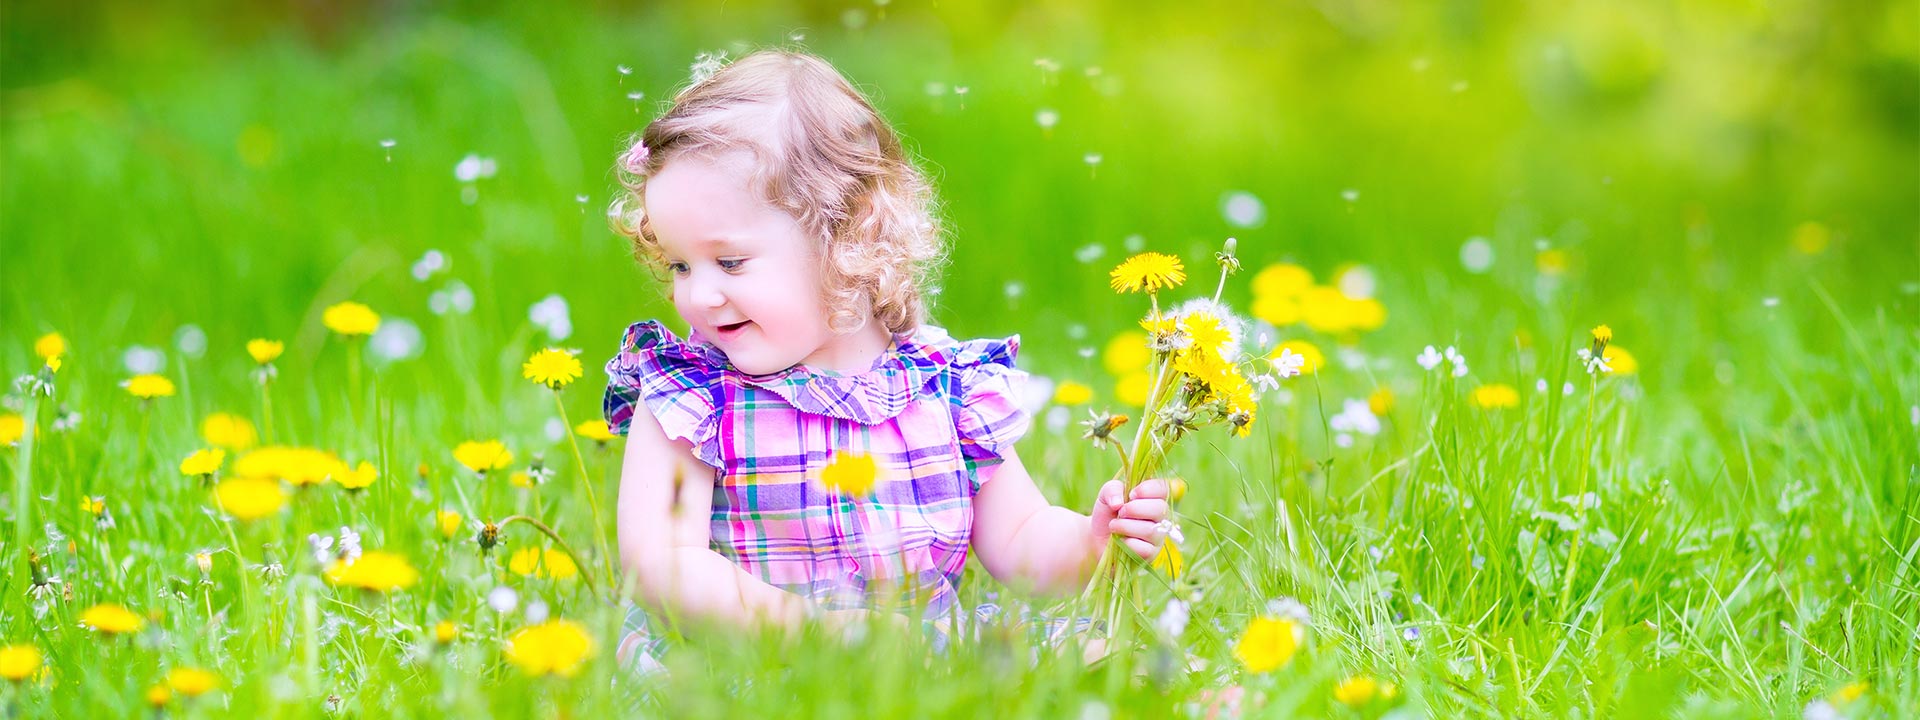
620, 141, 652, 174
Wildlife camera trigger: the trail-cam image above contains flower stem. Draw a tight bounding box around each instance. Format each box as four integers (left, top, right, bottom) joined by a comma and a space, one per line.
499, 514, 609, 604
553, 392, 615, 588
12, 396, 40, 558
1556, 372, 1601, 617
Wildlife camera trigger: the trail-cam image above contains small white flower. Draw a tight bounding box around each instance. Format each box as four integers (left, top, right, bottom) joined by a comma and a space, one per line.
486, 586, 518, 614
1265, 597, 1312, 628
1251, 373, 1279, 393
1536, 379, 1549, 393
1417, 345, 1444, 371
1155, 598, 1189, 638
1577, 347, 1612, 375
1329, 399, 1380, 436
1271, 350, 1306, 379
337, 526, 362, 563
453, 153, 497, 183
525, 598, 550, 625
307, 533, 335, 566
1802, 699, 1840, 720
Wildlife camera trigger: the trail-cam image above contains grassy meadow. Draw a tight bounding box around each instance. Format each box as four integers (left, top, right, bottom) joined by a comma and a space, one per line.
2, 2, 1917, 718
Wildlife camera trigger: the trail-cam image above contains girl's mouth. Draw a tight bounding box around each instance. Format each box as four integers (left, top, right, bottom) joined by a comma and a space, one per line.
715, 320, 753, 339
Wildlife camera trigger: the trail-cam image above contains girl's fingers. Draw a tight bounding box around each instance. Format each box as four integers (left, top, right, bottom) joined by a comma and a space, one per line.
1131, 479, 1171, 500
1107, 518, 1163, 542
1124, 537, 1158, 560
1118, 499, 1169, 521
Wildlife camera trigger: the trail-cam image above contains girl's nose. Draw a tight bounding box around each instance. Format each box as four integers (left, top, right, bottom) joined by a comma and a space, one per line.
688, 275, 727, 309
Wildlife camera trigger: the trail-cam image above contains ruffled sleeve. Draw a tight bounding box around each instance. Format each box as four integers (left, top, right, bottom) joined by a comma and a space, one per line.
947, 335, 1031, 488
602, 320, 725, 469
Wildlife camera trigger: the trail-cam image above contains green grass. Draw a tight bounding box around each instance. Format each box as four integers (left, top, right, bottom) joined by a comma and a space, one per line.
2, 2, 1917, 718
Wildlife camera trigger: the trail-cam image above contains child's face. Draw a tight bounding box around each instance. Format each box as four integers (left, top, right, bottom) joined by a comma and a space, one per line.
644, 150, 855, 376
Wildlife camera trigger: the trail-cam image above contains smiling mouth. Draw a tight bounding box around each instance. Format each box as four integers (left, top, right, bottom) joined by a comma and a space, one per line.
717, 321, 752, 334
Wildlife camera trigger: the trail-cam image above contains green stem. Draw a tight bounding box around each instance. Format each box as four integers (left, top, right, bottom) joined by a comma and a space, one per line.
554, 391, 615, 587
498, 514, 609, 604
13, 396, 41, 558
1556, 372, 1601, 617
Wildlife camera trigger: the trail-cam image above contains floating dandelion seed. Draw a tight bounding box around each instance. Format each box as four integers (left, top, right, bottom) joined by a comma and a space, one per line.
1035, 108, 1059, 132
616, 64, 632, 84
379, 138, 396, 162
627, 91, 645, 113
1341, 188, 1360, 202
1074, 243, 1106, 264
1083, 152, 1102, 178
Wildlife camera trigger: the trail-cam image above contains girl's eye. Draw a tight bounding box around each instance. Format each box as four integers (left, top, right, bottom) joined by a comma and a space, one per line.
666, 261, 689, 275
718, 258, 747, 272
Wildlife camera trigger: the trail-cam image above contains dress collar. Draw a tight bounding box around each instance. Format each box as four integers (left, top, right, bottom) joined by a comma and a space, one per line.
684, 326, 951, 426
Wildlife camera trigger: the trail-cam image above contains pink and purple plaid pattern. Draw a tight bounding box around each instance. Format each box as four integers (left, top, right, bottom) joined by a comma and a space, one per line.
602, 319, 1030, 620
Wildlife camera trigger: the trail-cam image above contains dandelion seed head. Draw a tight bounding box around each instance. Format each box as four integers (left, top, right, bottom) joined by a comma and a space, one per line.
1342, 188, 1360, 202
379, 139, 397, 149
123, 345, 166, 375
1034, 108, 1059, 129
174, 324, 207, 358
1460, 237, 1495, 273
411, 250, 447, 281
369, 318, 424, 362
1221, 191, 1266, 228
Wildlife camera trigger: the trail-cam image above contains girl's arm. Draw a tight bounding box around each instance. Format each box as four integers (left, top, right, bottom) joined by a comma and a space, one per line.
968, 448, 1170, 597
615, 401, 814, 634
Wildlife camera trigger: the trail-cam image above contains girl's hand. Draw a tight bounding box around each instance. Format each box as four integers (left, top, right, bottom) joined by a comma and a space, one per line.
1088, 478, 1173, 561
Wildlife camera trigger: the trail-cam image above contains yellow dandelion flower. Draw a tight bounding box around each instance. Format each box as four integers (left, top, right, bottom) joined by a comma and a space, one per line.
509, 471, 534, 488
79, 603, 145, 635
1273, 340, 1324, 375
523, 348, 584, 390
574, 420, 615, 443
1791, 221, 1830, 255
123, 374, 176, 400
79, 496, 105, 515
1470, 384, 1520, 410
508, 548, 579, 580
1108, 252, 1186, 294
0, 644, 42, 682
434, 621, 461, 644
1233, 616, 1299, 673
145, 684, 171, 707
246, 339, 284, 365
1536, 249, 1569, 275
821, 450, 878, 497
200, 413, 258, 450
1334, 675, 1382, 706
34, 332, 66, 361
1252, 263, 1313, 299
453, 440, 513, 474
1251, 294, 1302, 327
324, 550, 419, 593
504, 620, 594, 677
234, 446, 348, 486
165, 667, 219, 697
322, 301, 381, 336
1052, 381, 1093, 406
0, 414, 23, 447
45, 354, 61, 374
1590, 325, 1613, 345
1300, 286, 1358, 334
179, 449, 225, 477
1168, 478, 1187, 502
1102, 331, 1151, 376
1350, 297, 1387, 332
435, 510, 463, 538
1182, 312, 1233, 361
1368, 388, 1395, 416
1603, 346, 1637, 375
337, 461, 377, 491
212, 478, 288, 521
1116, 370, 1153, 407
1830, 680, 1868, 705
1151, 541, 1183, 579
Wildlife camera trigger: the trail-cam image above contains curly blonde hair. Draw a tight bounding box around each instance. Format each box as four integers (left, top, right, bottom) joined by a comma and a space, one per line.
609, 50, 947, 336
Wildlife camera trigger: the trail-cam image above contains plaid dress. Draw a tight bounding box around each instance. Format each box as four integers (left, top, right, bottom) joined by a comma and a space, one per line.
605, 319, 1090, 670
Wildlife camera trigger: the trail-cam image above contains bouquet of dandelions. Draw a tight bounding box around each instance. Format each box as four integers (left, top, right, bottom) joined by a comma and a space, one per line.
1077, 238, 1303, 648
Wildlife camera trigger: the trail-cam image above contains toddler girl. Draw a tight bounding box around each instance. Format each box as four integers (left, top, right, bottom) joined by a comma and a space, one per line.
601, 50, 1171, 673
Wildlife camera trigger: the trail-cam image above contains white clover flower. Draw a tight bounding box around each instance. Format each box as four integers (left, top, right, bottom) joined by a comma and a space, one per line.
337, 526, 362, 564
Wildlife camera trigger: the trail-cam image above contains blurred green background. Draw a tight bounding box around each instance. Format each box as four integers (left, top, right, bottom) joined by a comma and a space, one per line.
4, 0, 1915, 393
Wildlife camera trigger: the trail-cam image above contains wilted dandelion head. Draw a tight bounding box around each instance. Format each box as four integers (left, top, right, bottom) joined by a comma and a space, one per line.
322, 302, 381, 337
609, 49, 946, 336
